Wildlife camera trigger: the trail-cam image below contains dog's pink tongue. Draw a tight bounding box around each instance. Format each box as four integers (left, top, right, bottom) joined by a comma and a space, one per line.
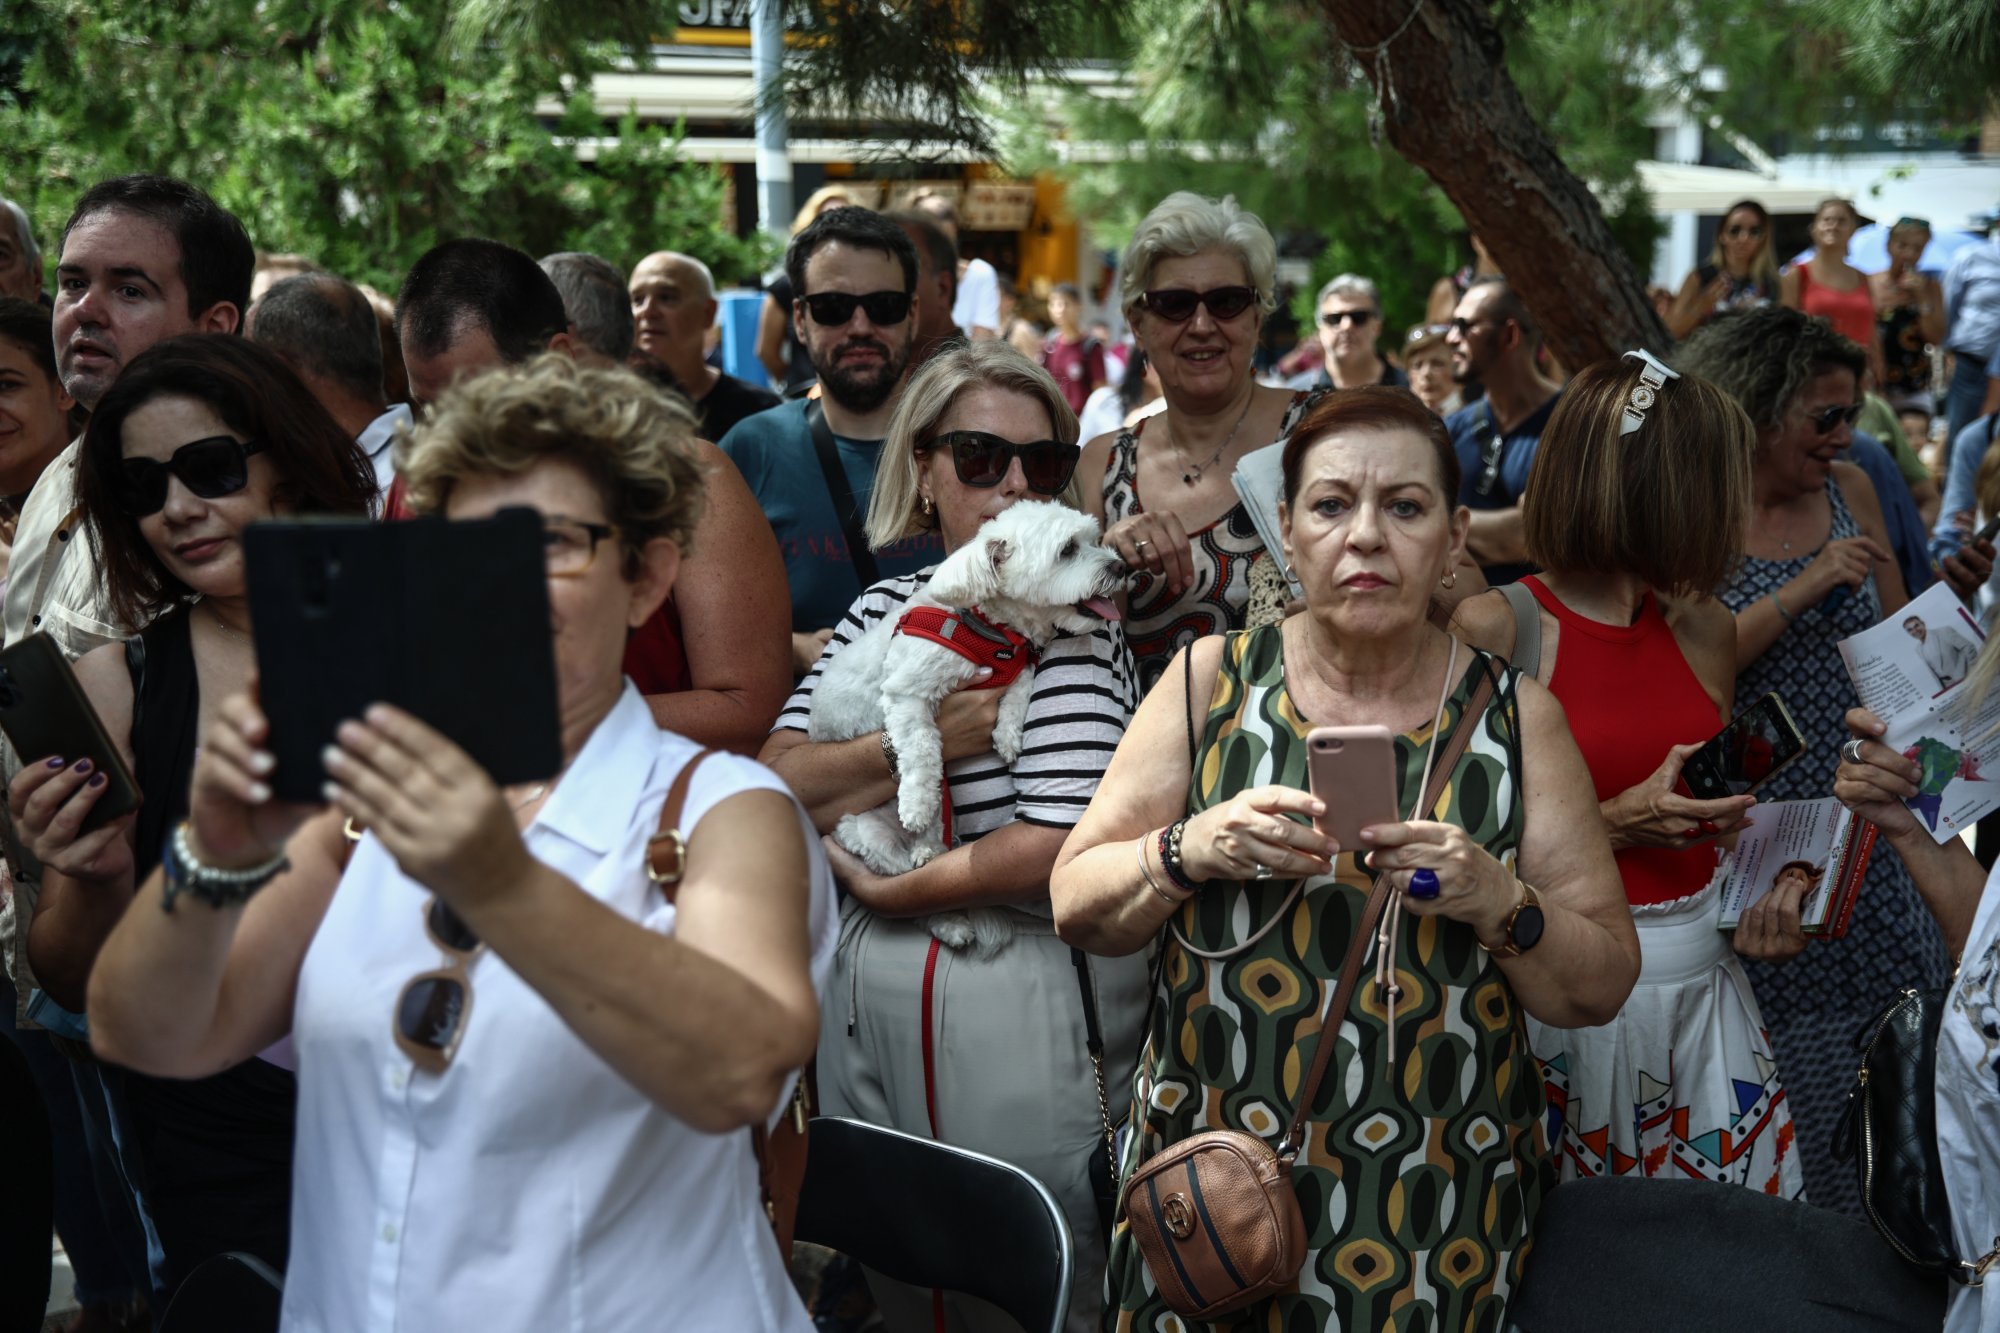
1082, 596, 1121, 621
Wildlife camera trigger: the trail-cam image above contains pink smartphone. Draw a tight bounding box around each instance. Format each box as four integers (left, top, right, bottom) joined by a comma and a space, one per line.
1305, 726, 1398, 849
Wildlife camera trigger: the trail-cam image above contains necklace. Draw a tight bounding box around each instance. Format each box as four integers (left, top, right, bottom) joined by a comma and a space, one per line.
1171, 396, 1256, 486
209, 609, 251, 645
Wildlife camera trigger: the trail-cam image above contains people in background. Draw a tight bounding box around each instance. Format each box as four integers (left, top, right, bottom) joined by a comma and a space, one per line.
912, 192, 1000, 343
1403, 322, 1460, 417
1444, 276, 1562, 586
1303, 274, 1406, 392
1039, 282, 1105, 415
538, 251, 633, 371
758, 185, 854, 394
883, 211, 964, 369
1871, 218, 1947, 415
0, 195, 45, 303
1941, 211, 2000, 455
1668, 200, 1778, 340
628, 250, 781, 443
1782, 199, 1882, 384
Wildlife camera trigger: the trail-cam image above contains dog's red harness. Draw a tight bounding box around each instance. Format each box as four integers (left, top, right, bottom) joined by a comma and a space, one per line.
892, 605, 1037, 688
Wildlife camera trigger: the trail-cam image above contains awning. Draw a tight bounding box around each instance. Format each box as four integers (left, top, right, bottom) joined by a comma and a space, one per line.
1636, 161, 1837, 214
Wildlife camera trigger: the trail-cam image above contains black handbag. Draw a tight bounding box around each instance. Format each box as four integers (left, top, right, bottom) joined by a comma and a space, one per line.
1833, 986, 1999, 1285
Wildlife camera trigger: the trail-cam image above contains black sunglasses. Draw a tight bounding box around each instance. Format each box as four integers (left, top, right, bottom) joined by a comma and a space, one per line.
1319, 309, 1376, 328
1724, 223, 1765, 238
1805, 403, 1864, 435
114, 435, 268, 517
799, 290, 912, 326
918, 430, 1079, 495
1139, 286, 1258, 323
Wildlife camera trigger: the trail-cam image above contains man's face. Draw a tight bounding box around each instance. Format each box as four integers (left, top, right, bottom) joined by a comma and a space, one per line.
893, 227, 957, 354
1446, 287, 1506, 385
0, 215, 41, 303
1905, 619, 1927, 642
628, 255, 715, 369
401, 322, 506, 410
54, 209, 226, 410
795, 241, 914, 414
1317, 295, 1378, 363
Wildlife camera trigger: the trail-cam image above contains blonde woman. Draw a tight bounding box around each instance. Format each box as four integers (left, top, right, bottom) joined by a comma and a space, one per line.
1668, 199, 1779, 340
764, 342, 1147, 1332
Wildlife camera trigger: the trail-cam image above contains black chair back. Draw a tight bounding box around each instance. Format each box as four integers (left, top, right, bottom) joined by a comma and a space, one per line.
794, 1115, 1073, 1333
1512, 1177, 1947, 1332
158, 1251, 284, 1333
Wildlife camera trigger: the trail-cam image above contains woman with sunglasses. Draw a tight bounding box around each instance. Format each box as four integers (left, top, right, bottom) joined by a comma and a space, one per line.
765, 342, 1147, 1332
1681, 306, 1949, 1219
1081, 192, 1326, 694
1667, 199, 1779, 341
77, 353, 835, 1329
8, 335, 375, 1292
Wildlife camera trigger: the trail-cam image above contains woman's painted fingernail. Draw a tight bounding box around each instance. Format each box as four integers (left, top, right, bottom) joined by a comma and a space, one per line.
249, 781, 271, 803
321, 745, 342, 770
86, 773, 105, 788
250, 750, 275, 775
46, 757, 64, 769
72, 758, 92, 775
321, 781, 340, 803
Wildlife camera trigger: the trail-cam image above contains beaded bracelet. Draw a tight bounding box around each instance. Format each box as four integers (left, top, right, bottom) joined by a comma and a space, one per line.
1158, 818, 1200, 894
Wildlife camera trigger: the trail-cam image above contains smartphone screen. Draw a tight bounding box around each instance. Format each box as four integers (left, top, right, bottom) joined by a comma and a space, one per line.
1681, 692, 1807, 800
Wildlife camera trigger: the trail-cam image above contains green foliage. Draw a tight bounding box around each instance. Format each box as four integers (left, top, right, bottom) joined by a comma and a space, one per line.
0, 0, 770, 297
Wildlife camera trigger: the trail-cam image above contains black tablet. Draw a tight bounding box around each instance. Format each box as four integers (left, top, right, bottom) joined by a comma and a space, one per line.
245, 507, 563, 803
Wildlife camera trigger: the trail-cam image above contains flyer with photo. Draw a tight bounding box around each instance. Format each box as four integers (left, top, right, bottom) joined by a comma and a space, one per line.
1836, 582, 2000, 843
1715, 797, 1873, 937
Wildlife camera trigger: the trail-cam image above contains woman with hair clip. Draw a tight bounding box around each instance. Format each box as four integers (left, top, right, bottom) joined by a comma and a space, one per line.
765, 342, 1147, 1332
1451, 353, 1809, 1198
8, 334, 377, 1291
1667, 200, 1780, 340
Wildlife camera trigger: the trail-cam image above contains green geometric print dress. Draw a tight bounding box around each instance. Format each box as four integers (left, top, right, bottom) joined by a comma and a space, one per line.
1104, 627, 1555, 1332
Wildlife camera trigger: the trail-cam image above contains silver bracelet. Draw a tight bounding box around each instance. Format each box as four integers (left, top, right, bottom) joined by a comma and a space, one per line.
162, 820, 289, 913
1137, 835, 1182, 906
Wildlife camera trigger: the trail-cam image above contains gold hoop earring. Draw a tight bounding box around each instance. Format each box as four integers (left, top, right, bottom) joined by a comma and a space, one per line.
1440, 570, 1458, 589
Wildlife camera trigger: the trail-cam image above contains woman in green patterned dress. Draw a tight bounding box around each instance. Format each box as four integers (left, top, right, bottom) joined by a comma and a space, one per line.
1052, 387, 1639, 1331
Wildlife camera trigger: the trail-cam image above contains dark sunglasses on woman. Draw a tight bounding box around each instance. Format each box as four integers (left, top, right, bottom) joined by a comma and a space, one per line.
114, 435, 269, 517
917, 430, 1080, 495
1805, 403, 1864, 434
798, 290, 913, 326
1139, 285, 1258, 323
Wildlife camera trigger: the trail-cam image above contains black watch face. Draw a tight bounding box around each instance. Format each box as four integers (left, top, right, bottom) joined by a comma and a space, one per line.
1513, 902, 1546, 953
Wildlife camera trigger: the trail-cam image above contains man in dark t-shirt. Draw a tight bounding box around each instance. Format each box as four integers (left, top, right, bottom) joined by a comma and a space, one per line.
630, 250, 779, 443
1443, 277, 1562, 586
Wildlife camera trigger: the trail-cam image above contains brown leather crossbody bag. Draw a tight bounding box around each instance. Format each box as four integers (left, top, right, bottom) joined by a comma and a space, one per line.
1120, 666, 1495, 1320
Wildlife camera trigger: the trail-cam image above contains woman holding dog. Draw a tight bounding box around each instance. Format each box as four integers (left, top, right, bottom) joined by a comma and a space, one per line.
1081, 191, 1328, 694
763, 342, 1148, 1332
1051, 388, 1638, 1331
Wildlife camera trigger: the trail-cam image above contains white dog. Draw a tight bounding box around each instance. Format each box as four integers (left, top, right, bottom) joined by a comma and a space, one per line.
807, 500, 1124, 955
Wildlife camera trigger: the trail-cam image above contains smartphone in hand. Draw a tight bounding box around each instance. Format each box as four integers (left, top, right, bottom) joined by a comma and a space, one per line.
1678, 692, 1806, 801
1305, 726, 1397, 849
0, 634, 141, 833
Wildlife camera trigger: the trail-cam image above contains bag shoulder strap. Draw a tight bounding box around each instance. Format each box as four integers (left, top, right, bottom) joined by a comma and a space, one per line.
1278, 667, 1499, 1160
1497, 581, 1542, 679
805, 401, 881, 591
646, 747, 719, 903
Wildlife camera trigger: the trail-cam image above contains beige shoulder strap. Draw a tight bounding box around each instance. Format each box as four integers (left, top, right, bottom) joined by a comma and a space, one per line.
646, 748, 718, 901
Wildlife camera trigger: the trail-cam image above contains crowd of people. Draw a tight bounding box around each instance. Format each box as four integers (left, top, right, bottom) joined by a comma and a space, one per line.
0, 167, 1997, 1333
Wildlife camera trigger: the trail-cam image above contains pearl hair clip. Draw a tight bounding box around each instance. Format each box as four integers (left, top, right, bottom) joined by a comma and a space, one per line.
1619, 348, 1680, 436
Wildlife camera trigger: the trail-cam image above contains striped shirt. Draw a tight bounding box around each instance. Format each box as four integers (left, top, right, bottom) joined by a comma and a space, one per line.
776, 569, 1140, 840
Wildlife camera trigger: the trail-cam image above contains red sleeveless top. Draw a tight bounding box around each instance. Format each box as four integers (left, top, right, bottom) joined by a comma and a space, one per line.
1523, 577, 1722, 907
1796, 262, 1877, 351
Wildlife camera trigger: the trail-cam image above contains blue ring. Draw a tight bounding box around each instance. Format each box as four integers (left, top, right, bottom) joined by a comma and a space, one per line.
1408, 868, 1441, 899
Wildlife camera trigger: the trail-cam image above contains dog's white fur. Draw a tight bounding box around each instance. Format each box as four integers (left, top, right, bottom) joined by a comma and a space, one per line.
807, 501, 1124, 956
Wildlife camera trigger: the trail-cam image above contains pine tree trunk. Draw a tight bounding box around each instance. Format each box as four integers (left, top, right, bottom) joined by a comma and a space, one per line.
1321, 0, 1669, 367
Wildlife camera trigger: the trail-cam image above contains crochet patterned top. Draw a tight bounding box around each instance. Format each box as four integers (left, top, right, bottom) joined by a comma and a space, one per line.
1100, 388, 1324, 693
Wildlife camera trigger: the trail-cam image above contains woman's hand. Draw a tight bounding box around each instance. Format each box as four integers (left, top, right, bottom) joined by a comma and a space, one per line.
1601, 743, 1756, 849
189, 687, 326, 871
1732, 872, 1810, 963
7, 758, 135, 882
1360, 820, 1519, 937
1105, 511, 1193, 597
1178, 785, 1336, 883
1792, 535, 1891, 609
936, 678, 1002, 761
320, 704, 536, 911
1832, 706, 1923, 842
820, 836, 908, 914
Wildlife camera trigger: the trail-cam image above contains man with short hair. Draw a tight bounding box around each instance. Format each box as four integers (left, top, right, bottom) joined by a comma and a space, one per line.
247, 272, 408, 506
1904, 614, 1978, 690
1307, 274, 1407, 392
913, 191, 1000, 343
1444, 277, 1561, 585
0, 197, 42, 303
539, 251, 635, 371
883, 210, 962, 367
719, 208, 943, 673
395, 237, 575, 408
4, 174, 252, 658
1039, 281, 1105, 415
627, 250, 778, 442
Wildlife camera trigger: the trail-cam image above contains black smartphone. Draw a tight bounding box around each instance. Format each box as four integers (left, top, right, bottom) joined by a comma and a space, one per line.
1974, 512, 2000, 547
244, 507, 563, 803
1678, 692, 1807, 801
0, 634, 142, 833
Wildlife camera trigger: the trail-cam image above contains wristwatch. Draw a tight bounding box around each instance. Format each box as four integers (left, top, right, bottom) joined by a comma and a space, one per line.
880, 731, 901, 781
160, 820, 289, 913
1479, 880, 1545, 958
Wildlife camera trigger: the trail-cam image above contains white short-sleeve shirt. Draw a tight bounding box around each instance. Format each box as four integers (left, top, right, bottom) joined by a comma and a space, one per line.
282, 682, 834, 1332
1941, 870, 2000, 1332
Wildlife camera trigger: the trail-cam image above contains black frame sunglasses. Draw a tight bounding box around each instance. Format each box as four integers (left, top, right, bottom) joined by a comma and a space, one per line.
1805, 403, 1864, 435
114, 435, 268, 517
798, 289, 912, 326
918, 430, 1080, 495
1138, 285, 1258, 323
1319, 308, 1377, 329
